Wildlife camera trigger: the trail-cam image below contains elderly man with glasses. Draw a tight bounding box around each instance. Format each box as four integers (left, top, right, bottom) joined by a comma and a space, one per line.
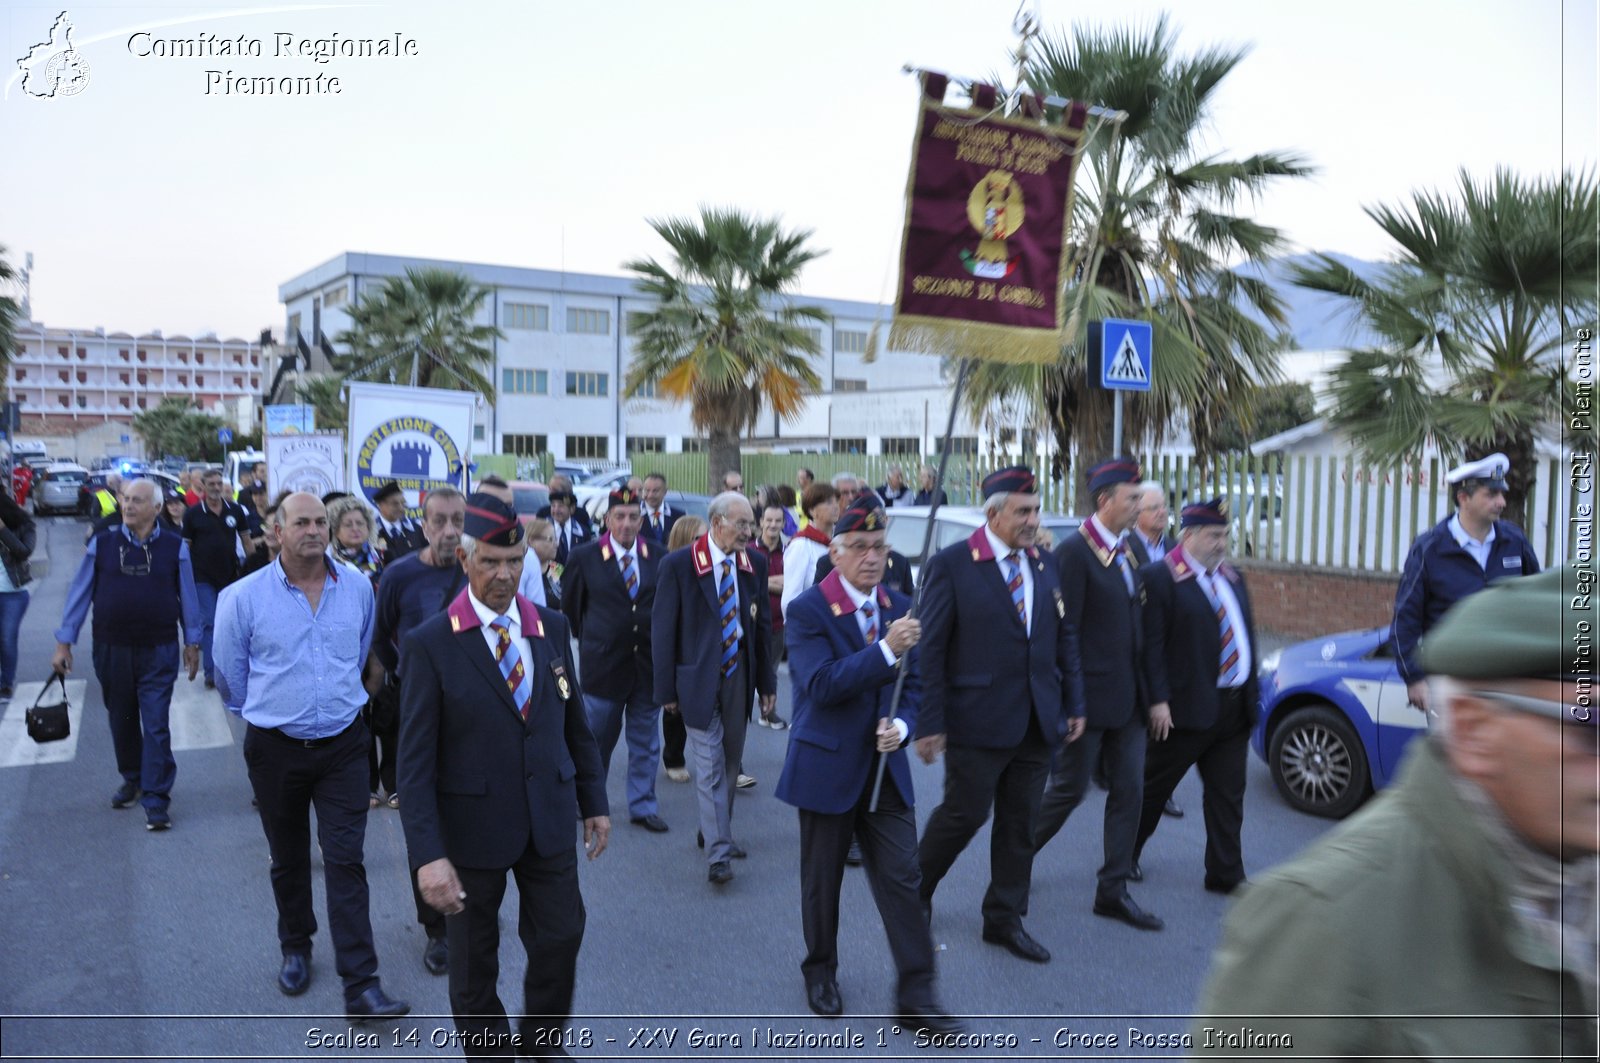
53, 478, 202, 831
1197, 565, 1597, 1059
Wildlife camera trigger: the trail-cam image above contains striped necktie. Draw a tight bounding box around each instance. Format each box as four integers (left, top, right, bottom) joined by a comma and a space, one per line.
620, 550, 638, 600
860, 598, 877, 644
718, 559, 739, 676
490, 616, 534, 720
1198, 573, 1243, 687
1003, 551, 1026, 626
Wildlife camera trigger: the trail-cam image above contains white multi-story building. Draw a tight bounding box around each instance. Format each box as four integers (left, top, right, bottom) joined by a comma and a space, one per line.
7, 322, 263, 439
278, 252, 997, 462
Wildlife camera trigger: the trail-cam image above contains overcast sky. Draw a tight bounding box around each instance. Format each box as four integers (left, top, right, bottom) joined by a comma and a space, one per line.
3, 0, 1594, 339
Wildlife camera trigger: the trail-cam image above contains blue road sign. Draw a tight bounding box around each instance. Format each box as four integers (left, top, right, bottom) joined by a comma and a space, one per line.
1099, 318, 1153, 392
217, 427, 234, 444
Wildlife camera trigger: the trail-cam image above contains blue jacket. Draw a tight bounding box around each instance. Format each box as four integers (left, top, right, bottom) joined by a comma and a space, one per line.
1392, 517, 1540, 684
776, 572, 918, 815
917, 527, 1084, 749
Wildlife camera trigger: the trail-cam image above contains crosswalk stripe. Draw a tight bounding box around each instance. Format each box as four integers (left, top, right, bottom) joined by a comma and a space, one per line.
0, 680, 89, 767
168, 679, 235, 750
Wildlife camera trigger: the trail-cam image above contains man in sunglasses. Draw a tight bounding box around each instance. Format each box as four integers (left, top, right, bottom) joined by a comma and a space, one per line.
1197, 565, 1597, 1059
52, 478, 202, 832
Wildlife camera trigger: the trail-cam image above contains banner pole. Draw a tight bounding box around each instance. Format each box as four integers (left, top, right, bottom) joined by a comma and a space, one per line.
869, 356, 974, 813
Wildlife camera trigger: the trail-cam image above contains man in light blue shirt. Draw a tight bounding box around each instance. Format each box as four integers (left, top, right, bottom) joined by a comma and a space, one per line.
211, 492, 408, 1020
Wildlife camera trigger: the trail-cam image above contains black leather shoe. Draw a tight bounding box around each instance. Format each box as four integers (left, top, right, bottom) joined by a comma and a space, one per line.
631, 814, 670, 833
806, 981, 843, 1017
423, 936, 448, 975
981, 925, 1051, 963
708, 861, 733, 885
111, 782, 139, 809
1205, 877, 1247, 895
1093, 893, 1164, 931
277, 953, 310, 996
897, 1005, 966, 1035
1163, 798, 1184, 818
844, 840, 863, 866
346, 985, 411, 1021
1130, 862, 1143, 882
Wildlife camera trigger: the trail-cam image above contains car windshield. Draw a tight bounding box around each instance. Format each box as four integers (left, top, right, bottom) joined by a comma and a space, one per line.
512, 488, 548, 515
47, 470, 86, 483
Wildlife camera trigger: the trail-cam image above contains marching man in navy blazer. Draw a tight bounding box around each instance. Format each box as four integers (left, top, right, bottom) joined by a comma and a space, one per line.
915, 466, 1086, 965
776, 492, 963, 1035
561, 487, 669, 833
397, 493, 609, 1060
652, 492, 777, 885
1135, 498, 1261, 896
1033, 459, 1164, 931
638, 472, 679, 545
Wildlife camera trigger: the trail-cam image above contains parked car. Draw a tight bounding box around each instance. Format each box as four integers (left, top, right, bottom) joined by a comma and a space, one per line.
581, 489, 711, 526
1252, 624, 1423, 819
505, 480, 550, 526
884, 504, 1084, 583
34, 463, 90, 515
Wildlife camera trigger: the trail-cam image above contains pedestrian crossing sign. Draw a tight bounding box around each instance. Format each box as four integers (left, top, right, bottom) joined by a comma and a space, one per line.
1097, 318, 1153, 392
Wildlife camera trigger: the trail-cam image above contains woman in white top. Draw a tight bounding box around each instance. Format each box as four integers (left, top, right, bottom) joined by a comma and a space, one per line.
779, 481, 840, 620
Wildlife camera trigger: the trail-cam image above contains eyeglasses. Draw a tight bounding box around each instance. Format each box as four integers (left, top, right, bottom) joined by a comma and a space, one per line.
840, 542, 891, 557
1469, 689, 1600, 754
719, 518, 756, 532
119, 541, 152, 577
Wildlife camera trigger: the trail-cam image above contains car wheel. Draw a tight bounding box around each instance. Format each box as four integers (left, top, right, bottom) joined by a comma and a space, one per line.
1267, 703, 1372, 818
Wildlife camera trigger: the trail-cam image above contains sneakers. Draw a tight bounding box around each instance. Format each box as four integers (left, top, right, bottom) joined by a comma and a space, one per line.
757, 711, 789, 730
145, 809, 172, 831
369, 792, 381, 809
665, 767, 690, 783
111, 782, 139, 809
735, 773, 757, 789
386, 793, 400, 809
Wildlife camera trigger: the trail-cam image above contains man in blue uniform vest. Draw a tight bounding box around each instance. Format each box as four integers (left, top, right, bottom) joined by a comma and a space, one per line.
1393, 453, 1540, 714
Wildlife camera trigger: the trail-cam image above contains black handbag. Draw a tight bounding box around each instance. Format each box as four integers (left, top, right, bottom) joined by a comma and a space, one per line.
26, 674, 71, 743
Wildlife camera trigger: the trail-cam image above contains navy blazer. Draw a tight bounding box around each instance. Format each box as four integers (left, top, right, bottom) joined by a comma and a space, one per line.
560, 533, 659, 701
1125, 531, 1175, 567
1140, 549, 1261, 731
651, 534, 777, 728
396, 591, 607, 871
917, 528, 1084, 749
1392, 517, 1540, 684
1057, 524, 1146, 730
776, 571, 919, 815
638, 505, 680, 545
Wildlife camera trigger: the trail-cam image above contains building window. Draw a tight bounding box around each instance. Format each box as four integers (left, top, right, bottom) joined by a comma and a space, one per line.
119, 349, 129, 361
567, 434, 609, 459
626, 436, 665, 456
233, 376, 243, 388
177, 351, 188, 363
832, 438, 868, 454
474, 424, 486, 441
935, 435, 979, 457
57, 370, 68, 383
882, 437, 920, 456
802, 326, 823, 349
681, 437, 708, 454
76, 346, 87, 359
137, 372, 148, 385
835, 330, 869, 354
177, 375, 188, 386
196, 374, 205, 387
137, 349, 147, 362
632, 378, 657, 399
287, 312, 302, 341
504, 302, 550, 330
566, 307, 610, 335
834, 378, 867, 392
501, 368, 549, 395
119, 372, 130, 385
625, 311, 648, 335
565, 371, 609, 397
137, 397, 148, 409
324, 285, 347, 307
119, 398, 130, 409
503, 433, 547, 456
76, 396, 87, 409
196, 351, 206, 364
14, 369, 23, 381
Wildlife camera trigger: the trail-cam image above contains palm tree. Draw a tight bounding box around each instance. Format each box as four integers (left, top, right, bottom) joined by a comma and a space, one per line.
961, 16, 1313, 501
298, 374, 348, 432
1293, 168, 1598, 527
333, 267, 498, 404
623, 208, 827, 490
0, 245, 21, 405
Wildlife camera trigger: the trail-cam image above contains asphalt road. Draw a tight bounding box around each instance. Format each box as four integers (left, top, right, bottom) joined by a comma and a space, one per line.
0, 516, 1336, 1062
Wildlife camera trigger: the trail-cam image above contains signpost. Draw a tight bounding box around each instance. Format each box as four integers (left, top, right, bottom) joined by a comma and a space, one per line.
1092, 318, 1153, 455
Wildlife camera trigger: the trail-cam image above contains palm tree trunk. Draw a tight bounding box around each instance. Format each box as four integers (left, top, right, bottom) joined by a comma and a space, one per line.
708, 426, 741, 495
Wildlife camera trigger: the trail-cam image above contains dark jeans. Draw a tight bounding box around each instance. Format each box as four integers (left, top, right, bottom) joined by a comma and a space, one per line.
0, 589, 29, 687
92, 640, 180, 811
195, 581, 220, 682
243, 718, 379, 1003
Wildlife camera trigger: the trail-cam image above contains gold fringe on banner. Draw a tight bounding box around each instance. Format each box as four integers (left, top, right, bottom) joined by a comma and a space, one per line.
887, 316, 1063, 365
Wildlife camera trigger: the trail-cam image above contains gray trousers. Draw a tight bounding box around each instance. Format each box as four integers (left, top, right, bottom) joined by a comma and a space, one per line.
684, 667, 750, 865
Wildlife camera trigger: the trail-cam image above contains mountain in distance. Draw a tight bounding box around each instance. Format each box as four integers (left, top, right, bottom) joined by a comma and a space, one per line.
1233, 251, 1387, 352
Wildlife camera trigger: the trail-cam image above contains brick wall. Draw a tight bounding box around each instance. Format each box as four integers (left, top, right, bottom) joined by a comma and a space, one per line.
1234, 559, 1399, 639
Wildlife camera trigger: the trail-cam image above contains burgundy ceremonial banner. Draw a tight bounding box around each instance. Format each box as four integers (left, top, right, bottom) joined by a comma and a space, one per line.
889, 75, 1090, 365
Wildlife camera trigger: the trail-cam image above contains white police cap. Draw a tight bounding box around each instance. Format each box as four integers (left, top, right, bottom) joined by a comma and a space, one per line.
1445, 452, 1509, 489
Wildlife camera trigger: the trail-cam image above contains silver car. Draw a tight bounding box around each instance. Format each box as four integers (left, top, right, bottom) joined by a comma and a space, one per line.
35, 463, 89, 515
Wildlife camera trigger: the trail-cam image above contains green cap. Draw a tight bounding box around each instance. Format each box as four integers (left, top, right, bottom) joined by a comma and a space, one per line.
1419, 566, 1596, 687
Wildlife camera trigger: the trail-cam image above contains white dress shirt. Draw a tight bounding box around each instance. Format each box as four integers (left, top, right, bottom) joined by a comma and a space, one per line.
1091, 514, 1136, 596
1448, 514, 1496, 571
517, 550, 547, 606
1196, 567, 1252, 687
837, 574, 908, 744
468, 587, 534, 682
984, 524, 1033, 635
1137, 530, 1167, 563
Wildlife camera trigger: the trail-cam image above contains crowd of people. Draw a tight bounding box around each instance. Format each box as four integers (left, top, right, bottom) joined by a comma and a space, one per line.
16, 449, 1589, 1058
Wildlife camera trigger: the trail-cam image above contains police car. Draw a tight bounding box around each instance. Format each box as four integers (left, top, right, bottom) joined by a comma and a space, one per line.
1253, 625, 1423, 818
